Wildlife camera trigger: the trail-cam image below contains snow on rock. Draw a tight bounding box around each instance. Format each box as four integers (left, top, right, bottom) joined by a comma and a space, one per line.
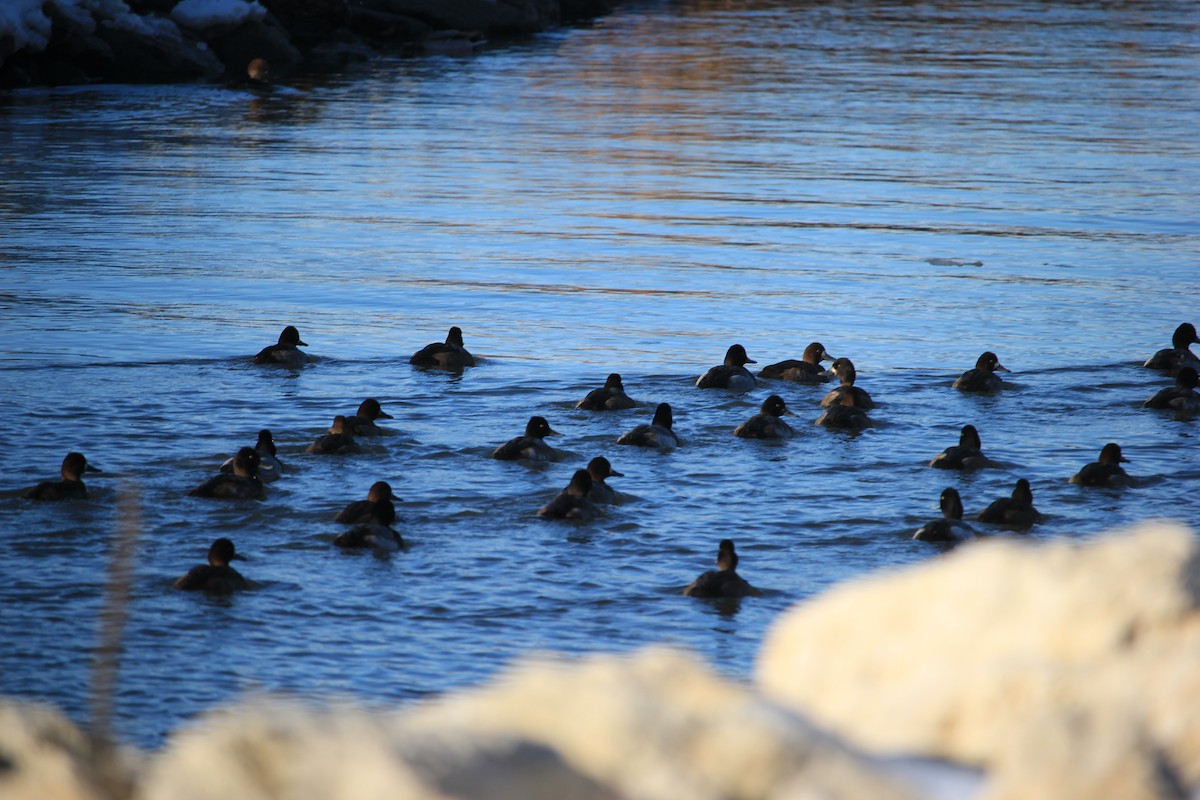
171, 0, 267, 32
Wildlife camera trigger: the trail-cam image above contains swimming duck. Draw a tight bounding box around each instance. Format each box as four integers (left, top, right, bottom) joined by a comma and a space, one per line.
929, 424, 988, 471
335, 480, 397, 523
734, 394, 796, 439
758, 342, 834, 384
307, 416, 360, 455
190, 447, 266, 499
538, 469, 600, 521
221, 429, 283, 483
585, 456, 623, 504
616, 403, 678, 452
23, 452, 101, 501
254, 325, 309, 367
576, 373, 637, 411
1144, 366, 1200, 413
410, 326, 476, 371
684, 539, 759, 598
913, 487, 976, 544
815, 391, 870, 430
1069, 442, 1131, 488
953, 351, 1009, 393
343, 398, 393, 436
1143, 323, 1200, 374
696, 344, 757, 391
977, 478, 1040, 530
492, 416, 561, 462
820, 358, 874, 409
174, 538, 249, 594
333, 498, 404, 552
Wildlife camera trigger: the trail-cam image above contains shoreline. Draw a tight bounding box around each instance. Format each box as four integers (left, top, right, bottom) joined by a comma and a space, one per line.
0, 0, 618, 90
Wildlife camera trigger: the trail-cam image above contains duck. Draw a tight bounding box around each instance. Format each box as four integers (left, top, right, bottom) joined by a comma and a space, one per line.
1143, 323, 1200, 374
616, 403, 678, 452
492, 416, 561, 462
576, 373, 637, 411
1144, 366, 1199, 413
174, 538, 249, 593
335, 481, 396, 523
733, 394, 796, 439
538, 469, 600, 521
696, 344, 757, 391
225, 57, 273, 91
585, 456, 623, 504
306, 416, 360, 455
683, 539, 759, 598
953, 351, 1009, 393
221, 429, 283, 483
190, 447, 266, 499
820, 358, 874, 409
977, 478, 1040, 530
913, 487, 976, 544
343, 398, 393, 436
929, 424, 988, 471
254, 325, 309, 367
815, 391, 871, 430
757, 342, 834, 384
410, 326, 475, 371
23, 452, 101, 501
1069, 442, 1132, 488
333, 498, 404, 551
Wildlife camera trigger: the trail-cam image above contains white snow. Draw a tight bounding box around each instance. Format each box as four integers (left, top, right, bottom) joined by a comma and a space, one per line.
171, 0, 265, 31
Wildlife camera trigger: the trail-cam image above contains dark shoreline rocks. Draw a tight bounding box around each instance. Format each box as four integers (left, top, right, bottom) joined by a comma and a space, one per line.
0, 0, 616, 90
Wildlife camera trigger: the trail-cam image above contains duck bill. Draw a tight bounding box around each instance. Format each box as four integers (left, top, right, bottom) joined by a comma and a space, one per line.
86, 464, 103, 473
995, 363, 1010, 372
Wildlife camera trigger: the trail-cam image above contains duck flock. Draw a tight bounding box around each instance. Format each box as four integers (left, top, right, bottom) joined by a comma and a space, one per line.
17, 321, 1200, 600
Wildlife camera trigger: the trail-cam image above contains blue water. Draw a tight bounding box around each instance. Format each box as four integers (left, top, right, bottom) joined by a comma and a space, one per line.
1, 0, 1198, 750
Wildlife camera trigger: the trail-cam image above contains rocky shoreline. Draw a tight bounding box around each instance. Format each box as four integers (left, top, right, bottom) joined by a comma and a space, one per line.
3, 522, 1198, 800
0, 0, 615, 89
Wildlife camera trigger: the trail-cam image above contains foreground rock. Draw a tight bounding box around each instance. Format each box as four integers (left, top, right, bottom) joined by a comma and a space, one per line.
140, 649, 917, 800
757, 522, 1200, 800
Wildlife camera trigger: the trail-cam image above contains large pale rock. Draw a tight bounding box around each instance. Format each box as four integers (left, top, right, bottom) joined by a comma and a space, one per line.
756, 522, 1200, 800
0, 701, 138, 800
143, 648, 918, 800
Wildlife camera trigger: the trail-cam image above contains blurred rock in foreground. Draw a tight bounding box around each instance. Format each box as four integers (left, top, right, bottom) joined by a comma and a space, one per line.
757, 521, 1200, 800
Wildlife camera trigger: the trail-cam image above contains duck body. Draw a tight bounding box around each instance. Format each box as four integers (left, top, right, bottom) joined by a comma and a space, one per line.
617, 403, 678, 451
335, 481, 396, 523
953, 351, 1009, 393
1144, 323, 1200, 374
977, 478, 1040, 530
929, 425, 988, 471
492, 416, 560, 462
190, 447, 265, 499
576, 373, 637, 411
684, 540, 758, 598
333, 499, 404, 551
758, 342, 833, 384
1144, 367, 1199, 412
1070, 442, 1131, 488
734, 395, 796, 439
307, 416, 359, 455
254, 325, 309, 367
914, 488, 976, 544
538, 470, 600, 521
174, 538, 249, 594
815, 392, 870, 429
820, 358, 874, 409
410, 326, 475, 371
24, 452, 101, 501
696, 344, 757, 391
343, 398, 393, 436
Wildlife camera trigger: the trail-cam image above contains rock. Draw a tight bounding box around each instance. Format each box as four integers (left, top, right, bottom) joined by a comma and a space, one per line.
0, 700, 140, 800
351, 0, 544, 37
756, 522, 1200, 800
142, 649, 918, 800
204, 16, 304, 79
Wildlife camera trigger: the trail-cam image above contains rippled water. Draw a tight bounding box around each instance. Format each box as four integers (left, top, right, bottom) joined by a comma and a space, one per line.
1, 0, 1198, 750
